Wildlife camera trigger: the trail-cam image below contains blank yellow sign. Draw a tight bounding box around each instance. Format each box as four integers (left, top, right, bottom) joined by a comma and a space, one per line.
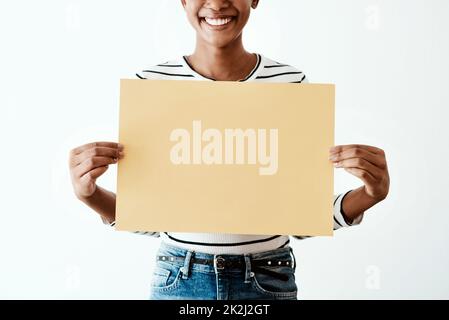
116, 80, 334, 236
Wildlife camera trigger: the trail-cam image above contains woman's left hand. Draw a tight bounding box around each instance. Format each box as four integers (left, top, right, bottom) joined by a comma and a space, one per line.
329, 144, 390, 201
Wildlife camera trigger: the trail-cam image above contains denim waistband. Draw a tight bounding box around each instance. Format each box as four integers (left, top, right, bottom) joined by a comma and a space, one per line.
156, 241, 296, 275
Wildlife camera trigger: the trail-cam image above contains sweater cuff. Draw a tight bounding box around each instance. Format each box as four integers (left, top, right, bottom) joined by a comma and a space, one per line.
333, 190, 364, 229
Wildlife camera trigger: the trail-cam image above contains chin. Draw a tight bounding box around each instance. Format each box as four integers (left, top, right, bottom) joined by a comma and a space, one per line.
202, 35, 239, 49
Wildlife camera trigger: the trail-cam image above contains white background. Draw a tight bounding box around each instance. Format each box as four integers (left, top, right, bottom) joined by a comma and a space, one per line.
1, 0, 448, 299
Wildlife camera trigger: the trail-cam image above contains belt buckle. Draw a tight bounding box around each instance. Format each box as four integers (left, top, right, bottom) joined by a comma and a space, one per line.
214, 256, 225, 270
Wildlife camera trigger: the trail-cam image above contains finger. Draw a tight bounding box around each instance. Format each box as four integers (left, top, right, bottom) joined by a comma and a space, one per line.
329, 147, 386, 169
71, 146, 124, 167
344, 167, 377, 186
334, 158, 383, 179
70, 142, 123, 156
74, 156, 118, 178
330, 144, 384, 155
82, 165, 109, 181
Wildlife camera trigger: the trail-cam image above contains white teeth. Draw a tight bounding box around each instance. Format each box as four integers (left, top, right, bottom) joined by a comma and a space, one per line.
204, 17, 232, 26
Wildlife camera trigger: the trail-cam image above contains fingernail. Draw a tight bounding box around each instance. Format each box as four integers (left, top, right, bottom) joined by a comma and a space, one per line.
119, 151, 124, 157
113, 158, 118, 162
118, 144, 124, 150
333, 162, 340, 167
329, 155, 337, 161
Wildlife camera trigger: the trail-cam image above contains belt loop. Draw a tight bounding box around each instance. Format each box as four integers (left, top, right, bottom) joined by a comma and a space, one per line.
289, 247, 296, 271
244, 254, 252, 283
181, 250, 193, 280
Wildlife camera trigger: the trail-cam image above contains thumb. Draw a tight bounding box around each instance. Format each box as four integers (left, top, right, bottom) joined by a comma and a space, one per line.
88, 165, 109, 180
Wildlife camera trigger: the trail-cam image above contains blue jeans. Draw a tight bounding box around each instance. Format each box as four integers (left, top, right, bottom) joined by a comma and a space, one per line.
149, 242, 298, 300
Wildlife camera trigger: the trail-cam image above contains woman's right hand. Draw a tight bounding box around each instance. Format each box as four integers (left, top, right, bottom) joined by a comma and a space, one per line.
69, 141, 124, 200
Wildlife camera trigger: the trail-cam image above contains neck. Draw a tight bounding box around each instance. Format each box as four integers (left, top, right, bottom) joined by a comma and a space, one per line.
187, 35, 257, 81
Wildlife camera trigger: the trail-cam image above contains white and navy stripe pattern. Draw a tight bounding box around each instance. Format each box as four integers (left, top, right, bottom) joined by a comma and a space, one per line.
136, 54, 308, 83
108, 54, 362, 255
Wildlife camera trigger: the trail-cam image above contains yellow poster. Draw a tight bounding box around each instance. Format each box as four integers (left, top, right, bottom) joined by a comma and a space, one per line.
116, 80, 334, 236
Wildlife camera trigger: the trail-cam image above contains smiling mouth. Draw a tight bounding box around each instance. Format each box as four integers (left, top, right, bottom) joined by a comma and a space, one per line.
201, 17, 234, 27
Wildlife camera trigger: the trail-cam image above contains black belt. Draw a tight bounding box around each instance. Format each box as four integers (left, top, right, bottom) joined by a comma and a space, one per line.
157, 255, 293, 281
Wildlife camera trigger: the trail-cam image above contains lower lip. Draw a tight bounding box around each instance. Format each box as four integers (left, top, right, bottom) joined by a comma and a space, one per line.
200, 17, 235, 31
